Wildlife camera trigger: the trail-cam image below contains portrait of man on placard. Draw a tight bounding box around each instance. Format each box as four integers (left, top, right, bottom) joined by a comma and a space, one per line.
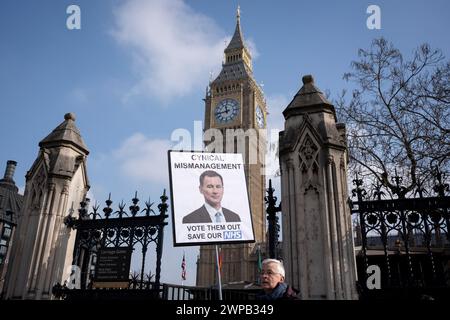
182, 170, 241, 224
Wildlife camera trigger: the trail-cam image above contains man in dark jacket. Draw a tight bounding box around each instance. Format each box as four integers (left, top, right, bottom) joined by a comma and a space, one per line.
257, 259, 299, 300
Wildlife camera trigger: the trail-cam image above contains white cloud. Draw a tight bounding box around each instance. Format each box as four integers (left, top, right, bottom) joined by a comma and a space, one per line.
264, 94, 289, 178
110, 133, 202, 285
266, 94, 288, 132
114, 133, 173, 184
112, 0, 228, 103
245, 38, 259, 60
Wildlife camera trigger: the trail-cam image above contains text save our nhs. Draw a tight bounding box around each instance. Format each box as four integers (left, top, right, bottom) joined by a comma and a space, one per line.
224, 231, 242, 239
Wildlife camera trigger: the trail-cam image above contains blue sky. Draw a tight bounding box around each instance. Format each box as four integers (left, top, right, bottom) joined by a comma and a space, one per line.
1, 0, 449, 286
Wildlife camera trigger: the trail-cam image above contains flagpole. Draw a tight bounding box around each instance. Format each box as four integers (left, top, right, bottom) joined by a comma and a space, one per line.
215, 245, 223, 300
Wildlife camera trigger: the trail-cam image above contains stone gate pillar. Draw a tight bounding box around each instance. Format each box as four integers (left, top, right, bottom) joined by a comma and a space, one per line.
279, 75, 358, 299
4, 113, 89, 300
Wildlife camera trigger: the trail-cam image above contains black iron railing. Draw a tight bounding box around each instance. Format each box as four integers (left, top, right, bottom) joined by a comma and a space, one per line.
351, 168, 450, 298
60, 190, 169, 291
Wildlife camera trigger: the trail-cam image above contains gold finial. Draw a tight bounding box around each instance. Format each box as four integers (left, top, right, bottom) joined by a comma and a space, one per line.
237, 5, 240, 22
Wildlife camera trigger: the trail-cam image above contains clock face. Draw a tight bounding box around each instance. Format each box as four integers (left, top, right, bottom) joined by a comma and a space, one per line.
256, 105, 265, 128
215, 99, 240, 124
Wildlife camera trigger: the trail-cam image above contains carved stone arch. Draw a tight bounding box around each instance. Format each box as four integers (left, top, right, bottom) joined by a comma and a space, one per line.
327, 155, 334, 165
30, 188, 37, 208
298, 133, 321, 193
294, 123, 322, 193
291, 113, 323, 153
298, 133, 320, 174
27, 154, 48, 185
62, 182, 70, 196
30, 185, 43, 210
26, 161, 48, 211
304, 182, 320, 195
35, 166, 46, 186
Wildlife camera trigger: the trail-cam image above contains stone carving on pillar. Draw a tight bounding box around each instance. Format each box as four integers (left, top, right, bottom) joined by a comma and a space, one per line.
30, 167, 47, 210
327, 155, 334, 164
340, 155, 345, 169
299, 135, 319, 173
298, 134, 320, 193
62, 183, 69, 195
279, 75, 358, 300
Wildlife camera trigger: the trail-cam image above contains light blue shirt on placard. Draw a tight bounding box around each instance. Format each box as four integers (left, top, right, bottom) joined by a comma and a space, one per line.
204, 202, 224, 223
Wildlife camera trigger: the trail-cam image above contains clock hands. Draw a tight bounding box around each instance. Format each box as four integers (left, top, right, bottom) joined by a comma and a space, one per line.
216, 109, 228, 116
215, 99, 239, 123
216, 105, 231, 116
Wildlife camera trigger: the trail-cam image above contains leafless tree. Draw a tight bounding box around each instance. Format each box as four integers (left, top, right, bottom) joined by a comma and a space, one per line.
336, 38, 449, 197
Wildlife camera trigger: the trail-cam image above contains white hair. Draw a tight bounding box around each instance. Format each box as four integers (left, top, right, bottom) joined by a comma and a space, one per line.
262, 259, 285, 278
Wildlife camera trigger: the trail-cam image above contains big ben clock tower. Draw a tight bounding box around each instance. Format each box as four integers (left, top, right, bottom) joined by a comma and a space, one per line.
196, 7, 267, 286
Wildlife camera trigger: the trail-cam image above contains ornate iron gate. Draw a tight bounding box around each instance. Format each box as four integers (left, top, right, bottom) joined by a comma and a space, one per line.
351, 168, 450, 299
53, 190, 169, 299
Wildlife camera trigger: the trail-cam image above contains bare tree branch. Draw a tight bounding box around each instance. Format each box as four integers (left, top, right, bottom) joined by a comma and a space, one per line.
336, 38, 450, 196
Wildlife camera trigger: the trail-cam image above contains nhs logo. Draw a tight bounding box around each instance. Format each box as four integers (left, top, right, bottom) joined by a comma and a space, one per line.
224, 231, 242, 240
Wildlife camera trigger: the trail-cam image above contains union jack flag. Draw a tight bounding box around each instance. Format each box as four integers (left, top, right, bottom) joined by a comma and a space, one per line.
181, 253, 186, 281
